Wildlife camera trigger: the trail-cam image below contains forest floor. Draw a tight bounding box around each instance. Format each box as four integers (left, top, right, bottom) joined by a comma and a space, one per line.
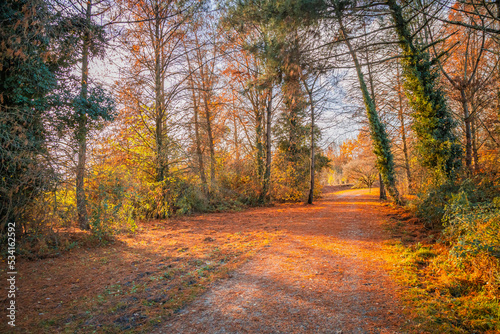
2, 186, 424, 333
156, 187, 408, 334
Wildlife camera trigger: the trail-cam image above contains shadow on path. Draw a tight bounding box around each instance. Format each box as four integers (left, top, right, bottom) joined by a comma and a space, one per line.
157, 188, 403, 334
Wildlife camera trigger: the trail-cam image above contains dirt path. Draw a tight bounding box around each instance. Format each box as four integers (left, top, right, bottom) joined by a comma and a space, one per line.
158, 187, 403, 333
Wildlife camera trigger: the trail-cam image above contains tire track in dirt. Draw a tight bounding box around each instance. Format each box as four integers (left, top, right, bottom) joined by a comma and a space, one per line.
156, 188, 404, 334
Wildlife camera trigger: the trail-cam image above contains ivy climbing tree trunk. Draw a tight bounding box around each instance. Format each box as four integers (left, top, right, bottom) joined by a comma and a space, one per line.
337, 14, 401, 204
363, 35, 387, 201
386, 0, 461, 178
379, 174, 386, 200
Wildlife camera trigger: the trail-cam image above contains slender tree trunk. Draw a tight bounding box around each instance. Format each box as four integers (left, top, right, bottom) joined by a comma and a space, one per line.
76, 0, 92, 230
185, 44, 208, 196
76, 120, 88, 229
307, 92, 315, 205
379, 174, 386, 199
193, 91, 208, 195
363, 43, 387, 201
399, 106, 412, 188
262, 87, 273, 202
202, 84, 216, 187
461, 89, 473, 173
337, 13, 401, 204
233, 98, 240, 175
471, 110, 479, 171
256, 105, 264, 182
284, 75, 300, 162
154, 4, 166, 182
302, 79, 316, 205
194, 34, 215, 190
396, 65, 412, 189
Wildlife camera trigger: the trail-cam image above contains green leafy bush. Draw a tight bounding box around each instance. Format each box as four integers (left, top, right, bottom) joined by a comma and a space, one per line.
413, 180, 460, 227
413, 176, 500, 228
444, 193, 500, 261
86, 167, 138, 241
137, 177, 208, 219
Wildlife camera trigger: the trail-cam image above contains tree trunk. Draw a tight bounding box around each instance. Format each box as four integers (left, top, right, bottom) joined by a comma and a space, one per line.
194, 33, 216, 191
379, 173, 386, 200
193, 91, 208, 195
262, 87, 273, 202
308, 97, 315, 205
461, 89, 473, 173
185, 43, 208, 196
363, 41, 387, 202
387, 0, 461, 177
154, 3, 166, 182
303, 79, 316, 205
256, 104, 264, 182
233, 99, 240, 175
202, 90, 216, 188
76, 118, 88, 230
471, 110, 479, 171
76, 0, 92, 230
396, 64, 412, 189
338, 13, 401, 204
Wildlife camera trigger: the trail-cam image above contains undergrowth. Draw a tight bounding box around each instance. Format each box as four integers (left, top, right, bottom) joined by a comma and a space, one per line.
386, 240, 500, 333
386, 178, 500, 333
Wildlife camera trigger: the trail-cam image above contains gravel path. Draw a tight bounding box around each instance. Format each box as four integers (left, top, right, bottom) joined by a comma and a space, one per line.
157, 188, 404, 334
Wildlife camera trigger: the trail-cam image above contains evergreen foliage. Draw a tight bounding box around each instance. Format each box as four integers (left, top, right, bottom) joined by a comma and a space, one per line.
0, 0, 58, 235
0, 0, 114, 238
386, 0, 462, 178
354, 68, 401, 203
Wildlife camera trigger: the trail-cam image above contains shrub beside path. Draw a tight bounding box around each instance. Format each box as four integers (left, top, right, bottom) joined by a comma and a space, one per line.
158, 187, 404, 333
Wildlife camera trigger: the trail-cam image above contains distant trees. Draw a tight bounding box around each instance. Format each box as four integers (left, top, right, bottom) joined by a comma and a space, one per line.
225, 0, 326, 203
115, 0, 193, 217
118, 0, 187, 183
344, 159, 378, 191
436, 2, 498, 173
220, 30, 276, 202
186, 15, 222, 195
